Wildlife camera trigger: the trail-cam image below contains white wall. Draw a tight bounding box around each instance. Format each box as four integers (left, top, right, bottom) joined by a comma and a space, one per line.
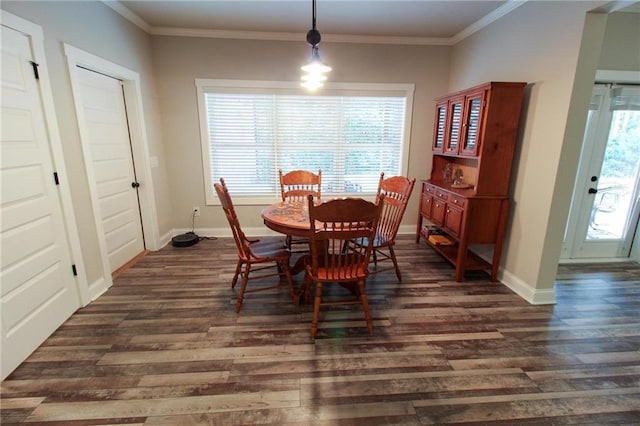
0, 1, 172, 285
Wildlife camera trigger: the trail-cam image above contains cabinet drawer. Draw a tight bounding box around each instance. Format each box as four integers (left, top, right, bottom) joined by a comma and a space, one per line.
448, 193, 466, 208
422, 182, 435, 195
434, 189, 449, 200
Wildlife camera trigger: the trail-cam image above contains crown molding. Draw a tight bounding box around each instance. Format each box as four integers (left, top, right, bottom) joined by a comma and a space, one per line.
150, 27, 299, 42
150, 26, 452, 46
104, 0, 527, 47
451, 0, 528, 44
102, 0, 151, 33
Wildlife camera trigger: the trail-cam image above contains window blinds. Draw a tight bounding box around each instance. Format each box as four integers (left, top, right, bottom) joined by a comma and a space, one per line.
610, 86, 640, 111
201, 89, 408, 201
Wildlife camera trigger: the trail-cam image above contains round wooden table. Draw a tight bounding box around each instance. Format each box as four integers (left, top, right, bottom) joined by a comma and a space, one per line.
261, 200, 311, 237
261, 200, 314, 281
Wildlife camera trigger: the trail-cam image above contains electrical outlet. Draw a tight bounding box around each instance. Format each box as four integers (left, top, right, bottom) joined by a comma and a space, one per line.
193, 206, 200, 217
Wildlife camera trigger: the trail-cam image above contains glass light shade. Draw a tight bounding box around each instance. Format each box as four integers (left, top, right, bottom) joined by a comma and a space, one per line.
301, 60, 332, 74
301, 73, 327, 82
300, 80, 324, 91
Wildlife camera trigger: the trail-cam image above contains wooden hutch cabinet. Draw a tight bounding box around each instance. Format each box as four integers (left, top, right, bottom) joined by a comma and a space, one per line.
417, 81, 526, 281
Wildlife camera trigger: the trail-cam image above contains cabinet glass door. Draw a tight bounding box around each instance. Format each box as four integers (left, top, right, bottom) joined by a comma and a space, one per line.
445, 96, 464, 154
433, 102, 447, 152
461, 92, 484, 155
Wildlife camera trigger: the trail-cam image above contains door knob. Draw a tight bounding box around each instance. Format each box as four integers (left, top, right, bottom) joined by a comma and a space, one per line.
131, 182, 140, 188
588, 188, 597, 194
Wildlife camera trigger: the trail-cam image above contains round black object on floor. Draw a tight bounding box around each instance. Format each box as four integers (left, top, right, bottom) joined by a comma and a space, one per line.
171, 232, 200, 247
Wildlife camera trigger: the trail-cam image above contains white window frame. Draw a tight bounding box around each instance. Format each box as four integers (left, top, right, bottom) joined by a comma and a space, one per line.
196, 79, 414, 205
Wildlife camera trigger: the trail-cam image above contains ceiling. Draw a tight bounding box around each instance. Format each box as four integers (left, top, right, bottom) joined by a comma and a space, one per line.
111, 0, 523, 45
111, 1, 640, 44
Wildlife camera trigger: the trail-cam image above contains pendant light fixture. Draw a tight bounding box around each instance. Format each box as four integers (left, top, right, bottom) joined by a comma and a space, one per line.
301, 0, 331, 91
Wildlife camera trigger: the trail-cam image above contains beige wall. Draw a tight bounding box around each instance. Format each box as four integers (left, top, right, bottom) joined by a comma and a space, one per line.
448, 1, 609, 298
599, 12, 640, 70
1, 2, 172, 285
150, 36, 450, 231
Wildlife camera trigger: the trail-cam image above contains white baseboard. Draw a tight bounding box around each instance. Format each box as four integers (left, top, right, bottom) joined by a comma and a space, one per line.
499, 268, 556, 305
397, 225, 418, 235
159, 230, 174, 248
467, 244, 556, 305
88, 277, 110, 303
559, 257, 634, 264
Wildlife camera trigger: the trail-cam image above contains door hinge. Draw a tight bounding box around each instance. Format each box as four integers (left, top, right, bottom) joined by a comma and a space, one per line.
30, 61, 40, 80
53, 172, 60, 185
72, 264, 78, 276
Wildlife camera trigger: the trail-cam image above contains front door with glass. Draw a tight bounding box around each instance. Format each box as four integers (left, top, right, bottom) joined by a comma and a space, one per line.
563, 84, 640, 259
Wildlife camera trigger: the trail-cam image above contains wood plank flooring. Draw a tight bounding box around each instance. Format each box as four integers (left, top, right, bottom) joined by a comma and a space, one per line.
2, 235, 639, 424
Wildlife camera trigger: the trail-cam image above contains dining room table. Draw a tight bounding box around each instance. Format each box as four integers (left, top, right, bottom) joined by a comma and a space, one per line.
261, 199, 312, 240
261, 199, 315, 303
261, 199, 315, 276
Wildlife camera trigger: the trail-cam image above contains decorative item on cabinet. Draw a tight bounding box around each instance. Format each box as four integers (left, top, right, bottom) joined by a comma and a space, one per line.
443, 163, 453, 183
417, 81, 526, 282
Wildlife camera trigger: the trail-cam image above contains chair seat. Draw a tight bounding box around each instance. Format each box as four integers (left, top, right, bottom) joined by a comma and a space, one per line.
358, 233, 390, 248
250, 236, 287, 250
249, 238, 290, 260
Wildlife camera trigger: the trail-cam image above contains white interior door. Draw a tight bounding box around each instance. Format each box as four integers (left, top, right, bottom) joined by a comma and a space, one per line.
1, 25, 80, 379
75, 67, 145, 273
563, 84, 640, 259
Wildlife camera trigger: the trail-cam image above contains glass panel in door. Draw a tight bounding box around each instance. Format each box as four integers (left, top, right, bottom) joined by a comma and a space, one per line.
564, 85, 640, 259
433, 102, 447, 152
445, 97, 463, 154
587, 87, 640, 242
461, 92, 484, 156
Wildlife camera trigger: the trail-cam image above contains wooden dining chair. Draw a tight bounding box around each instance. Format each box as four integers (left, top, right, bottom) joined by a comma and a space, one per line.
351, 172, 416, 282
279, 169, 322, 202
303, 194, 384, 339
279, 169, 322, 251
214, 178, 295, 312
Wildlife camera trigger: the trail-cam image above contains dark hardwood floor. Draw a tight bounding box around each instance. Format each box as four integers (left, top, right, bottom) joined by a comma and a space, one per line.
2, 235, 639, 424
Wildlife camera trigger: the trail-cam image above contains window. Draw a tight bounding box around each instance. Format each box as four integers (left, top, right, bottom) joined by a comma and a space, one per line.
196, 79, 414, 205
